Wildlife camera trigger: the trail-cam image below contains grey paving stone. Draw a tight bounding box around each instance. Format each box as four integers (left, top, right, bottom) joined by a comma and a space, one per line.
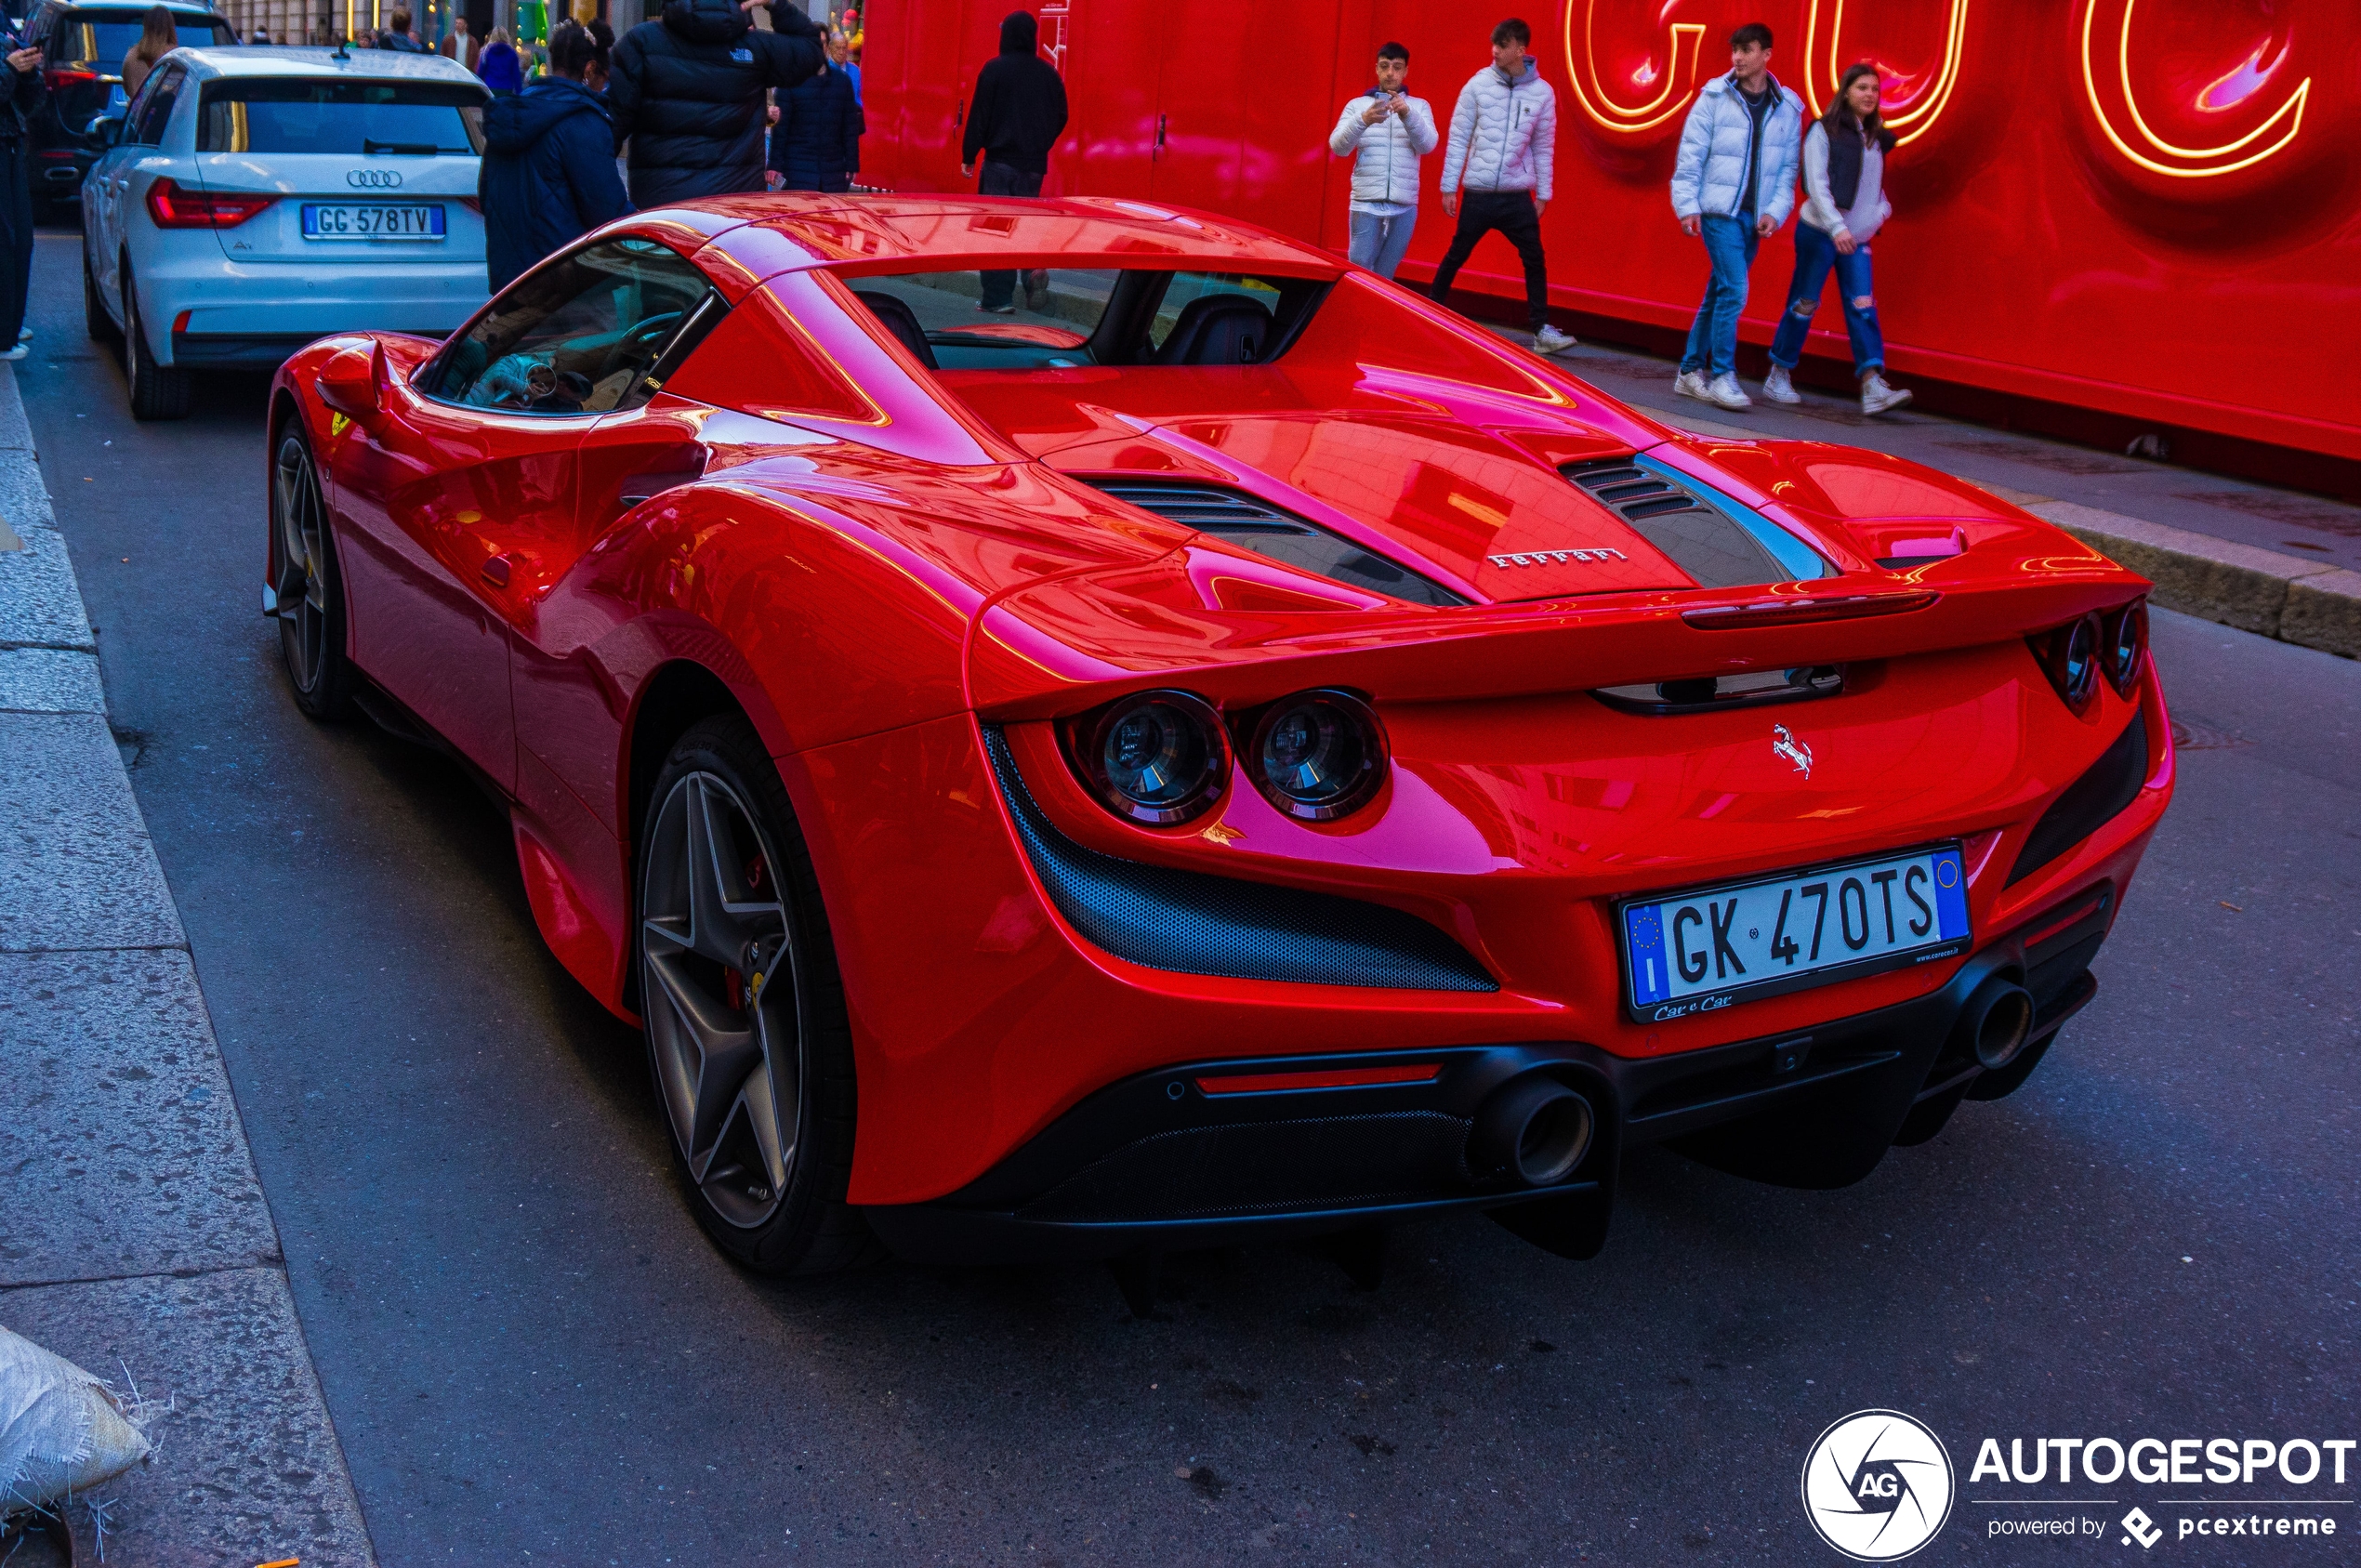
0, 349, 31, 451
0, 516, 92, 652
0, 711, 183, 953
0, 1268, 376, 1568
0, 949, 277, 1287
2283, 567, 2361, 660
0, 645, 105, 714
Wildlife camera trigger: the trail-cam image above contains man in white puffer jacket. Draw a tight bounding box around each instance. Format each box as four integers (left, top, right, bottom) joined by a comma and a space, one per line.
1668, 21, 1804, 410
1431, 18, 1574, 354
1327, 41, 1438, 281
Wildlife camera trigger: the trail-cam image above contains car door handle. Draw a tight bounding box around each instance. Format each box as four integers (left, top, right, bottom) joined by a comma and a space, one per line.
618, 466, 706, 507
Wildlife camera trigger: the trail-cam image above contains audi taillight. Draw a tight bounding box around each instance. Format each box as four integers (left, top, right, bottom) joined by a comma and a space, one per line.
45, 68, 98, 91
146, 178, 273, 229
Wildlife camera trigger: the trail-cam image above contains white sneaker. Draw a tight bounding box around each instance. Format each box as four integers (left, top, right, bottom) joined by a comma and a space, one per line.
1532, 323, 1576, 355
1672, 368, 1711, 402
1761, 364, 1801, 404
1706, 373, 1753, 410
15, 327, 28, 344
1860, 372, 1913, 415
0, 345, 26, 362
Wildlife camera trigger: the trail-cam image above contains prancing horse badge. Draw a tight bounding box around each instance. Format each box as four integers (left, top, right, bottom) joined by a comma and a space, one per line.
1772, 723, 1814, 779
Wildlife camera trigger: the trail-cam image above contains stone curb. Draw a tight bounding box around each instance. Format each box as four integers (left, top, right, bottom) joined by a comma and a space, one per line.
0, 362, 378, 1564
1641, 402, 2360, 660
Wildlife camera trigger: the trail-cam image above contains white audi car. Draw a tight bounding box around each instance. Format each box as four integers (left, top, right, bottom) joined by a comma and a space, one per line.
80, 46, 489, 419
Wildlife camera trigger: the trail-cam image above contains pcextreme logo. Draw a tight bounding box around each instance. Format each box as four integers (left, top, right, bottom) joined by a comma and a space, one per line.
1802, 1409, 1958, 1561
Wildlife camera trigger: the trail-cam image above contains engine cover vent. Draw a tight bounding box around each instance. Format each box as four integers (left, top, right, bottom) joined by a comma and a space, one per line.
1088, 480, 1466, 607
1562, 456, 1827, 589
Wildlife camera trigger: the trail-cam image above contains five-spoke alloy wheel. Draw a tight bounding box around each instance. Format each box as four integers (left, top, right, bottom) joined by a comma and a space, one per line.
270, 428, 353, 718
639, 718, 869, 1273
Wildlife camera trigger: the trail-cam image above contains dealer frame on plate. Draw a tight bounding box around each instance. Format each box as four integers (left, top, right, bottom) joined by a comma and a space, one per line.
1616, 840, 1971, 1023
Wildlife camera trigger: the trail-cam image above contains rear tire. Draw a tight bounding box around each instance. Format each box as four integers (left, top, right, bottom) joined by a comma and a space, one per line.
270, 426, 354, 718
84, 249, 118, 346
123, 270, 190, 421
637, 716, 876, 1275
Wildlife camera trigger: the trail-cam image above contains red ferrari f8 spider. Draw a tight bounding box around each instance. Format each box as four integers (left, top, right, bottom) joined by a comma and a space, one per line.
266, 195, 2171, 1277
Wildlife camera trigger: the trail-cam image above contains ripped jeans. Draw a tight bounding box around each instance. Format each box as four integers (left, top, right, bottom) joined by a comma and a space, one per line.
1768, 220, 1884, 377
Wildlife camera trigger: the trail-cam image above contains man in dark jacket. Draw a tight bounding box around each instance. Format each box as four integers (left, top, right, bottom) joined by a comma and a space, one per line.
959, 11, 1066, 311
608, 0, 824, 205
768, 33, 860, 192
0, 14, 46, 358
479, 20, 632, 292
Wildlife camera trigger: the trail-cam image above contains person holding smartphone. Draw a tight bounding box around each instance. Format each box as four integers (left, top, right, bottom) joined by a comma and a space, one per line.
0, 14, 44, 360
1327, 41, 1437, 282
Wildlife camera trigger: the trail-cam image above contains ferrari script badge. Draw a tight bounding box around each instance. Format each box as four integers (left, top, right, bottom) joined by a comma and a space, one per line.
1773, 724, 1814, 779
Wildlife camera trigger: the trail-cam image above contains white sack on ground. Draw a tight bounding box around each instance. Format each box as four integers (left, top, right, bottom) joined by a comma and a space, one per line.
0, 1326, 152, 1509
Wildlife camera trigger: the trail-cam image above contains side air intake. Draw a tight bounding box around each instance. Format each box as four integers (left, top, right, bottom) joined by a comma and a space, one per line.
1087, 481, 1466, 607
982, 727, 1497, 992
1563, 455, 1828, 588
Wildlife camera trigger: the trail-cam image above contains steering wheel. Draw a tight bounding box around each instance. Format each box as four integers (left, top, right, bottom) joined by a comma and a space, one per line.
599, 310, 685, 380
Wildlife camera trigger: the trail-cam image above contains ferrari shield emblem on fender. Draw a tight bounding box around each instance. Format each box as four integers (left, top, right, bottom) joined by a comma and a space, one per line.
1773, 724, 1814, 779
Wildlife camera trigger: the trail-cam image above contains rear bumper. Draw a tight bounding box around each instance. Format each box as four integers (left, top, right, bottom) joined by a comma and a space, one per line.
864, 899, 2108, 1266
132, 248, 484, 365
172, 331, 349, 369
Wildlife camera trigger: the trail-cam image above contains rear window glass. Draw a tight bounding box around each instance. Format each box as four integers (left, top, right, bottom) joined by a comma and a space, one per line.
848, 269, 1326, 370
196, 79, 486, 155
72, 18, 232, 62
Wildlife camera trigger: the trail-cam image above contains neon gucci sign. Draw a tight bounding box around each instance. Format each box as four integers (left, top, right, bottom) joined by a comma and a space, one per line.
2078, 0, 2311, 177
1562, 0, 1706, 134
1800, 0, 1971, 146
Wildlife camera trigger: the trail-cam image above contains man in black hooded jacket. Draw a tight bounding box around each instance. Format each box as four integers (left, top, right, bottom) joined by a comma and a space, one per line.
959, 11, 1067, 311
609, 0, 824, 205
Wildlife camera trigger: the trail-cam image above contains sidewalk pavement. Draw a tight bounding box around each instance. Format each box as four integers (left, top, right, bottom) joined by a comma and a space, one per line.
0, 364, 376, 1564
1526, 333, 2361, 660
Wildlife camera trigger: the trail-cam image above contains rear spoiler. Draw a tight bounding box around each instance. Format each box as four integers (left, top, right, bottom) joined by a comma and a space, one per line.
968, 548, 2150, 718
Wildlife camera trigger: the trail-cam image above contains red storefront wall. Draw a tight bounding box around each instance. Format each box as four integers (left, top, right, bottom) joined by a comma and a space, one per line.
860, 0, 2360, 464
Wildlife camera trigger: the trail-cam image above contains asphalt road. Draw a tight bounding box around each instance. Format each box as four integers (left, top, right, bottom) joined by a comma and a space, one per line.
22, 227, 2361, 1566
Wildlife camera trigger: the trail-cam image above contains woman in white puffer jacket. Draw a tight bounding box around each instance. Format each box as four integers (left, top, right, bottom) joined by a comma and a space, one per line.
1327, 41, 1439, 281
1761, 64, 1913, 415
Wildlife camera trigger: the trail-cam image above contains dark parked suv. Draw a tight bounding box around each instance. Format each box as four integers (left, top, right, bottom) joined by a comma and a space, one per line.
21, 0, 233, 210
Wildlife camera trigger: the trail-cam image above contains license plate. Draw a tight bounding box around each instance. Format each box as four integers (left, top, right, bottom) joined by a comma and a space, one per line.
300, 204, 445, 241
1620, 843, 1971, 1021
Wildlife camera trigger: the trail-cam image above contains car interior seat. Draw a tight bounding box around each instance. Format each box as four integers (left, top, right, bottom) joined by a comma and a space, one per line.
851, 290, 939, 370
1154, 294, 1273, 366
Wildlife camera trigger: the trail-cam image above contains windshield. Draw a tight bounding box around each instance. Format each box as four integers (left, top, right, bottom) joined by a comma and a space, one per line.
196, 79, 487, 155
72, 18, 232, 64
847, 268, 1326, 369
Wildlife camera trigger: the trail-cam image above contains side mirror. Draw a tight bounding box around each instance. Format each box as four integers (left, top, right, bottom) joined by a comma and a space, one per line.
317, 342, 385, 419
88, 113, 125, 149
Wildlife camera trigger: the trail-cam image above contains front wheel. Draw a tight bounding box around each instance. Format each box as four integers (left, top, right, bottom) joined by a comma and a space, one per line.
638, 716, 873, 1274
270, 427, 354, 718
123, 271, 190, 421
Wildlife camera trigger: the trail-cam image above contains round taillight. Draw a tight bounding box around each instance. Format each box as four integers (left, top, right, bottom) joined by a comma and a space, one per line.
2103, 600, 2147, 695
2047, 612, 2102, 711
1246, 689, 1387, 821
1079, 690, 1230, 824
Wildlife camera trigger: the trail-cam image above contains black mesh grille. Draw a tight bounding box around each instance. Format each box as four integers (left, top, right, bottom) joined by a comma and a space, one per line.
1562, 459, 1789, 587
2009, 710, 2150, 885
1086, 480, 1466, 607
982, 727, 1497, 992
1019, 1110, 1477, 1220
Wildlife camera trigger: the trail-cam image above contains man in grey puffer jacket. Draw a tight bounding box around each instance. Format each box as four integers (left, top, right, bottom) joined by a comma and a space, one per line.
1668, 21, 1804, 410
1431, 19, 1573, 354
1327, 41, 1436, 281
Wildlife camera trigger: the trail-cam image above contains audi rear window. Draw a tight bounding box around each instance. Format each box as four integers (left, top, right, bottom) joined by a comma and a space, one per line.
195, 79, 487, 155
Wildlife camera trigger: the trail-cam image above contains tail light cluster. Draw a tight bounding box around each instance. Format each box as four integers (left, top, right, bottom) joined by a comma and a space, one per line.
146, 178, 273, 229
2031, 598, 2147, 712
1067, 688, 1388, 827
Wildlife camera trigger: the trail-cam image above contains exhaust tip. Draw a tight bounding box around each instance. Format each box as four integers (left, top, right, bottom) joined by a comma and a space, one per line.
1968, 979, 2036, 1071
1473, 1076, 1594, 1187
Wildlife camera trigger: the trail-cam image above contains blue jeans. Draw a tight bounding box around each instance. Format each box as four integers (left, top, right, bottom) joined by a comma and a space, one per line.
1679, 214, 1759, 378
1347, 208, 1418, 280
1769, 221, 1885, 376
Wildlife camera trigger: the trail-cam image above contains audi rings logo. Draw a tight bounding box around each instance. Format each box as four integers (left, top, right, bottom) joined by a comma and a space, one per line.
1802, 1410, 1956, 1561
347, 169, 402, 189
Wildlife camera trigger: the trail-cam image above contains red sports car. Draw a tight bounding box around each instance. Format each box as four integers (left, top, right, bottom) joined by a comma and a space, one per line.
265, 195, 2171, 1284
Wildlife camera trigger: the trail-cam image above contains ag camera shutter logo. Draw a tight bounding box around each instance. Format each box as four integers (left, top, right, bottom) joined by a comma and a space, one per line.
1801, 1409, 1957, 1561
